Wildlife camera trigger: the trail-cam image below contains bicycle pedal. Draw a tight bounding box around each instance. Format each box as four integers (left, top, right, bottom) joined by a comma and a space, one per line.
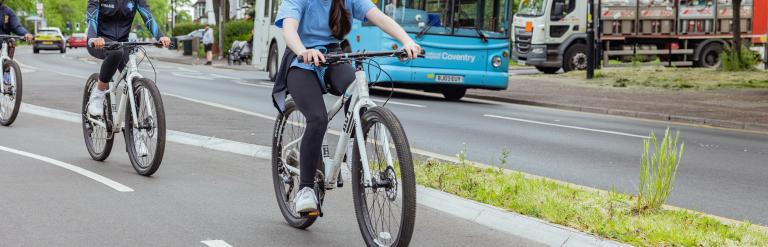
300, 210, 322, 218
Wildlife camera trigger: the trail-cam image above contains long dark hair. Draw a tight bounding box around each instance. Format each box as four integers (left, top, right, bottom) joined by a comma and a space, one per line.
329, 0, 351, 40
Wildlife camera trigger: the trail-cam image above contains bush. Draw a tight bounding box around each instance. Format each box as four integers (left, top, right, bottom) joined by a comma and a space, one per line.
721, 45, 760, 71
173, 23, 206, 37
636, 128, 684, 212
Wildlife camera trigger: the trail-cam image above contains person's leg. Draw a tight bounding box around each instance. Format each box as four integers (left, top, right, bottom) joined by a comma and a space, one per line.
86, 45, 124, 116
205, 44, 213, 64
286, 68, 328, 190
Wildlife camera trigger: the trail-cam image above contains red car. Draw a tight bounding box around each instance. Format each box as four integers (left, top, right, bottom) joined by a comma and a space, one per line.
67, 33, 87, 48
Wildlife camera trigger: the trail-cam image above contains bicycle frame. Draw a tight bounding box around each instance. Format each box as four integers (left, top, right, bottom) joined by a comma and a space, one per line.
281, 68, 393, 189
85, 50, 145, 133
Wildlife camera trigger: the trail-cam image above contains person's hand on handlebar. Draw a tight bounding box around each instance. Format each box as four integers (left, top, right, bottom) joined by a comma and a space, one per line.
298, 49, 326, 67
24, 34, 33, 43
89, 37, 106, 49
401, 42, 422, 60
158, 37, 171, 48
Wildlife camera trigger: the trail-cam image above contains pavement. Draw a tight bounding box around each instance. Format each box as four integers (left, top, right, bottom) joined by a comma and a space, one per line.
4, 46, 768, 244
479, 67, 768, 131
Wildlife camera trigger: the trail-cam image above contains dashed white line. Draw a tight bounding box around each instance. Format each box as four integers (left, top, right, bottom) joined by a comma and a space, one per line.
53, 71, 89, 79
233, 80, 272, 88
483, 114, 648, 139
201, 240, 233, 247
161, 93, 277, 121
0, 145, 134, 192
372, 98, 426, 108
171, 72, 212, 80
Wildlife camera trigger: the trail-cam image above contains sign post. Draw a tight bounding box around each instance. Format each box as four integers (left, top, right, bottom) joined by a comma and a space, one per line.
586, 0, 595, 79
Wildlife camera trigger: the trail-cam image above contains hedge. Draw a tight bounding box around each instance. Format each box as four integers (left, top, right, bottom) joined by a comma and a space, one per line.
172, 20, 253, 56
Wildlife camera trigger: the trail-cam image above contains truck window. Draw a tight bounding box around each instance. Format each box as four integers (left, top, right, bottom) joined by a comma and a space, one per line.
550, 0, 576, 21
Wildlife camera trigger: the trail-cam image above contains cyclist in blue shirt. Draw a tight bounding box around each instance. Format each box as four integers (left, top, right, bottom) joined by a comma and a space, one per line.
274, 0, 421, 214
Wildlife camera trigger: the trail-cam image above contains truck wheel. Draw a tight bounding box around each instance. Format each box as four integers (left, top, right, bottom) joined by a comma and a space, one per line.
268, 43, 279, 82
697, 43, 723, 68
535, 66, 560, 74
563, 43, 588, 72
441, 88, 466, 101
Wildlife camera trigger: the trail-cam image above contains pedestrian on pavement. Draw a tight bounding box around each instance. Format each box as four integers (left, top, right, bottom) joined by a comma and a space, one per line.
0, 0, 34, 87
203, 25, 214, 65
272, 0, 421, 215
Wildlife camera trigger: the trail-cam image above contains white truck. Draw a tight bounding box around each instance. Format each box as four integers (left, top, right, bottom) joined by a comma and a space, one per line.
511, 0, 768, 73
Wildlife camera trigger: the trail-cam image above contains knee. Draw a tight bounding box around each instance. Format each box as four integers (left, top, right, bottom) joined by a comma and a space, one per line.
304, 112, 329, 134
105, 49, 125, 61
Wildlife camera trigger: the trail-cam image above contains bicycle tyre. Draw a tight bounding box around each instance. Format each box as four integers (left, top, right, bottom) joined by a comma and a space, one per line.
124, 78, 166, 176
352, 107, 416, 247
0, 60, 22, 126
272, 100, 317, 229
81, 73, 114, 161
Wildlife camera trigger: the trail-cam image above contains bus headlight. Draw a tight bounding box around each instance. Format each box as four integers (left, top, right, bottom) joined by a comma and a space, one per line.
492, 56, 502, 68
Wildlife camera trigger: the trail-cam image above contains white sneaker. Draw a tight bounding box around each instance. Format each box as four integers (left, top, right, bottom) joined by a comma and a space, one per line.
133, 129, 149, 157
295, 187, 319, 213
87, 89, 106, 116
2, 72, 11, 92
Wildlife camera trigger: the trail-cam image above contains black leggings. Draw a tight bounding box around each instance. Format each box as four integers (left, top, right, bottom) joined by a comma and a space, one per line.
88, 44, 129, 83
287, 64, 355, 189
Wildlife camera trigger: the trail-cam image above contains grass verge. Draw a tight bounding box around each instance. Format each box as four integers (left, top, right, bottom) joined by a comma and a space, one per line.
414, 159, 768, 246
554, 66, 768, 89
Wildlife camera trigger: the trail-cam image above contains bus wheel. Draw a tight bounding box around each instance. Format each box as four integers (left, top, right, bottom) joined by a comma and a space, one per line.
535, 66, 560, 74
563, 43, 587, 72
442, 88, 466, 101
268, 43, 278, 82
697, 43, 723, 68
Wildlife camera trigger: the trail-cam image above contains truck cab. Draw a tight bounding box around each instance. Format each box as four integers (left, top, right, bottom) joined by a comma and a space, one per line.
512, 0, 587, 73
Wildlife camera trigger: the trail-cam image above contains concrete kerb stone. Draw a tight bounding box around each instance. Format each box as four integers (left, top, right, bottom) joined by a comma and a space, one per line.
669, 115, 706, 125
704, 119, 746, 129
744, 122, 768, 132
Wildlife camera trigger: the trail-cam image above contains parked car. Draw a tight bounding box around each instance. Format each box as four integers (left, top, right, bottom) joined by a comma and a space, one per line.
67, 33, 87, 48
34, 27, 66, 54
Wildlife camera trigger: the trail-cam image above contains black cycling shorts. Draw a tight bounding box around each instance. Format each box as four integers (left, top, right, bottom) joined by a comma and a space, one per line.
204, 44, 213, 52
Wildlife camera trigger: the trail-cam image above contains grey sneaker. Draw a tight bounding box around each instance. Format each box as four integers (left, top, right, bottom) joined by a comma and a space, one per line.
295, 187, 318, 213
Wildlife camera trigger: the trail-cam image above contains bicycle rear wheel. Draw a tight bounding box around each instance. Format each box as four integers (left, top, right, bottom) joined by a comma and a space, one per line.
272, 100, 317, 229
0, 60, 22, 126
82, 73, 114, 161
124, 78, 166, 176
352, 107, 416, 247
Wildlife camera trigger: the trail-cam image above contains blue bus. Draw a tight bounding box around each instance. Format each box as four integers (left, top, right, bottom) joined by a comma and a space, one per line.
346, 0, 511, 100
253, 0, 510, 100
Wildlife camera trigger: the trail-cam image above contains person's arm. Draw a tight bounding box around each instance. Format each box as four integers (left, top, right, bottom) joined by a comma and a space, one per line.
86, 0, 105, 48
136, 0, 170, 47
282, 18, 325, 66
6, 10, 32, 42
364, 7, 421, 59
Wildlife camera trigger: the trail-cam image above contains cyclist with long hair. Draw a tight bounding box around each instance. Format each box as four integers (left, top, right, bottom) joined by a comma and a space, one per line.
273, 0, 421, 214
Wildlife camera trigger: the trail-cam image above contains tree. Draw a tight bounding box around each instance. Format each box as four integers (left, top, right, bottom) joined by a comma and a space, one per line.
175, 10, 192, 24
732, 0, 742, 64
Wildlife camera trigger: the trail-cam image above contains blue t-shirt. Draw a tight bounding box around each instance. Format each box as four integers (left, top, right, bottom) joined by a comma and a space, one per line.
275, 0, 376, 70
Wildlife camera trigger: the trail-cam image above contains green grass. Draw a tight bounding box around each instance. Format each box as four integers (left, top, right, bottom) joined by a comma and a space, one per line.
414, 159, 768, 246
555, 66, 768, 89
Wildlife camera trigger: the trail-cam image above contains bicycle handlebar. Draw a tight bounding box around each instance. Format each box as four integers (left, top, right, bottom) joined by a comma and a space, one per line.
88, 41, 162, 50
300, 49, 426, 66
0, 35, 26, 39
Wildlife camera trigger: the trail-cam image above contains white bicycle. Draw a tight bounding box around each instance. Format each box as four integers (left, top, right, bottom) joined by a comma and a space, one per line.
82, 41, 166, 176
0, 35, 25, 126
272, 50, 422, 246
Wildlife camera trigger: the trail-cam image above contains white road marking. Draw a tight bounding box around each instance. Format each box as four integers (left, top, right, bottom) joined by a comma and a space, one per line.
201, 240, 233, 247
371, 98, 426, 108
210, 73, 239, 80
233, 80, 272, 88
176, 67, 198, 73
483, 114, 648, 139
259, 82, 274, 86
0, 145, 134, 192
161, 93, 277, 121
53, 71, 89, 79
171, 72, 212, 80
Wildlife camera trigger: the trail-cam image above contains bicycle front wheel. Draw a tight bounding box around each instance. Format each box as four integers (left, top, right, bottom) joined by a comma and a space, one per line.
352, 107, 416, 247
0, 60, 22, 126
124, 78, 166, 176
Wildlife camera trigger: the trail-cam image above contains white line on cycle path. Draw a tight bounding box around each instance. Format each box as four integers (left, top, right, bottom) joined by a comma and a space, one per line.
201, 240, 233, 247
484, 114, 649, 139
0, 145, 134, 192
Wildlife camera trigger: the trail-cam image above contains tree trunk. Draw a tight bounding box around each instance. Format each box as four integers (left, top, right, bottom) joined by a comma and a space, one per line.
732, 0, 742, 65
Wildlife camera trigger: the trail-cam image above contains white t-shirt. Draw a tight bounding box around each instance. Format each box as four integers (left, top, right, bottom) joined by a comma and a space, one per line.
202, 28, 214, 45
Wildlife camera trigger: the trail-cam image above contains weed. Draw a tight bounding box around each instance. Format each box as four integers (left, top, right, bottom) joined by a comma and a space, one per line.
637, 128, 685, 212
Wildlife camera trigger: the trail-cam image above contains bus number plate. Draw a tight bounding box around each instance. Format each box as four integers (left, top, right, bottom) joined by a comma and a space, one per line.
435, 75, 464, 83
